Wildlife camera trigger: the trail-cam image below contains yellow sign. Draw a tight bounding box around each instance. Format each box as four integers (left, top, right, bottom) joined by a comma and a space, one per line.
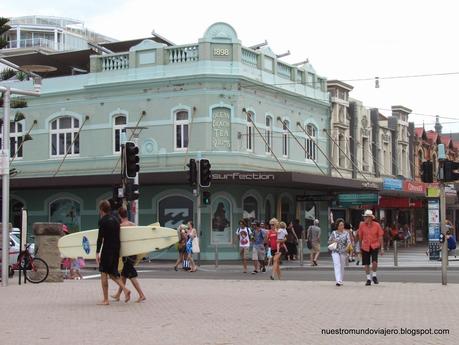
427, 187, 440, 198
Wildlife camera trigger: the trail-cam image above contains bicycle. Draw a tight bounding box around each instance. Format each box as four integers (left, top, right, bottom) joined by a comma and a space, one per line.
9, 243, 49, 284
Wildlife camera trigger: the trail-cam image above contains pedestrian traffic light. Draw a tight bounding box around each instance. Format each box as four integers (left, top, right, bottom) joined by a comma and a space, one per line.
442, 159, 459, 182
199, 159, 212, 187
421, 160, 433, 183
125, 141, 139, 179
202, 191, 211, 205
126, 181, 140, 201
187, 159, 197, 186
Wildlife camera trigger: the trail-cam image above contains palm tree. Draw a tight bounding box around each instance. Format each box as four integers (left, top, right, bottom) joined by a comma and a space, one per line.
0, 17, 11, 49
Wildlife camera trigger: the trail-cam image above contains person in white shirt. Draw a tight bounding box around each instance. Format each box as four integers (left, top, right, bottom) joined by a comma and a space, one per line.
235, 219, 252, 273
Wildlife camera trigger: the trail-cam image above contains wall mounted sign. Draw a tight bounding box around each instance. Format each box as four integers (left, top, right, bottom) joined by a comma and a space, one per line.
383, 178, 403, 191
212, 107, 231, 150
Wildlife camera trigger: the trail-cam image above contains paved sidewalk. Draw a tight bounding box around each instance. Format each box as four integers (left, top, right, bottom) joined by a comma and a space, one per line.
0, 278, 456, 345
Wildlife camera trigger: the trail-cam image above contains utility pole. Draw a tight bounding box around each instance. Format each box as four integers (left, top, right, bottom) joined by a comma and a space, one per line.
438, 144, 448, 285
1, 83, 41, 287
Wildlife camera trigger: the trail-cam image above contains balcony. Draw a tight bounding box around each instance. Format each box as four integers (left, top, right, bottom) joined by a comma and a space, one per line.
7, 38, 59, 51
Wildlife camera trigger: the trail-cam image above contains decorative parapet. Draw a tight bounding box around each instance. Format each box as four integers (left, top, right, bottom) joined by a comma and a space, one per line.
88, 22, 328, 100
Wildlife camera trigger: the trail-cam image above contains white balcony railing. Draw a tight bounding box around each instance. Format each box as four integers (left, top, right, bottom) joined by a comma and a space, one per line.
166, 44, 199, 63
101, 53, 129, 71
7, 38, 58, 50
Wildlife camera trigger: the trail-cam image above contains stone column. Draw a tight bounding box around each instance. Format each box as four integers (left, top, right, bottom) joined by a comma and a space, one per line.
33, 223, 66, 282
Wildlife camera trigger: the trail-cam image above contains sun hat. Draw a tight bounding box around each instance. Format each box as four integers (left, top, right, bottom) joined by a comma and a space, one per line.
362, 209, 375, 218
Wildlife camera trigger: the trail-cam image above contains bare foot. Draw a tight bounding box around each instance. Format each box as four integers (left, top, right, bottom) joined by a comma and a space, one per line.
110, 294, 120, 302
97, 300, 109, 306
124, 289, 131, 303
136, 296, 146, 303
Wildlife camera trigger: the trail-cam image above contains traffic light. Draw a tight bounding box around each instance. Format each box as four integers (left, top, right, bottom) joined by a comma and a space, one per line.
187, 159, 197, 186
443, 160, 459, 182
421, 161, 433, 183
126, 181, 140, 201
202, 191, 211, 205
125, 141, 139, 179
199, 159, 212, 187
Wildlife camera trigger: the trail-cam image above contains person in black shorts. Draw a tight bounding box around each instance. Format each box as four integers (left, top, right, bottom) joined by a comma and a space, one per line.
111, 207, 146, 303
96, 200, 130, 305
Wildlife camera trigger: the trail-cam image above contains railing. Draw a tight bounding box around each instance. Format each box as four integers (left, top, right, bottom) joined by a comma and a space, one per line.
7, 38, 57, 50
101, 53, 130, 71
241, 47, 258, 66
166, 44, 199, 63
277, 62, 292, 79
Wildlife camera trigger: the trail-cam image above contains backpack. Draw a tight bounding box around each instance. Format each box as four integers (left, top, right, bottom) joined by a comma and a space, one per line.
447, 236, 456, 250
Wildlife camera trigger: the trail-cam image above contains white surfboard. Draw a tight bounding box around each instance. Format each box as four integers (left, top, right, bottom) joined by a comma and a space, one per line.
58, 223, 178, 259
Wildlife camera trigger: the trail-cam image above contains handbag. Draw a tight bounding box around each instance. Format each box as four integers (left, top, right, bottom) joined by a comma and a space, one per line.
192, 237, 200, 254
328, 242, 337, 251
307, 240, 312, 250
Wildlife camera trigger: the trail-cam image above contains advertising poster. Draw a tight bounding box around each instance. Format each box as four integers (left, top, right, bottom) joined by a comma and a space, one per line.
211, 197, 232, 244
427, 199, 440, 260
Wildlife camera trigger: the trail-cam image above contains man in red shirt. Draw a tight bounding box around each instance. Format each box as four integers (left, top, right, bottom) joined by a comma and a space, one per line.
358, 210, 384, 286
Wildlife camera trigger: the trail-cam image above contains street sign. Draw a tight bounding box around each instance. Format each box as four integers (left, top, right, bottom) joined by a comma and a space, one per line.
337, 193, 378, 206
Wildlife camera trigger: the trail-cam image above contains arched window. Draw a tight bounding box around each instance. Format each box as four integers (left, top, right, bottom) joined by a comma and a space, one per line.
264, 199, 272, 223
0, 120, 25, 158
113, 115, 127, 153
265, 116, 273, 154
158, 195, 193, 229
49, 198, 81, 232
418, 150, 423, 177
306, 123, 317, 161
174, 110, 189, 150
282, 120, 289, 157
338, 134, 345, 167
243, 196, 258, 224
50, 116, 80, 157
246, 112, 254, 152
211, 197, 232, 244
432, 154, 437, 179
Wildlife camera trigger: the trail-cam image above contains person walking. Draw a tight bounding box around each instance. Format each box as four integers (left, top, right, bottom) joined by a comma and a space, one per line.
292, 219, 304, 260
286, 222, 298, 261
111, 207, 146, 303
328, 218, 351, 286
358, 210, 384, 286
268, 219, 287, 280
187, 221, 198, 272
96, 200, 130, 305
307, 219, 321, 266
235, 219, 252, 273
251, 221, 267, 274
173, 224, 187, 271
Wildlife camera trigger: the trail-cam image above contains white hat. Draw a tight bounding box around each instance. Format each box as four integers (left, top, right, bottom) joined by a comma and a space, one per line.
362, 209, 375, 218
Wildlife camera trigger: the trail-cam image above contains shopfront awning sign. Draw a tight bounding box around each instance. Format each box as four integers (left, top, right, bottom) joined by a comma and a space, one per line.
403, 180, 425, 194
383, 178, 403, 191
338, 193, 379, 206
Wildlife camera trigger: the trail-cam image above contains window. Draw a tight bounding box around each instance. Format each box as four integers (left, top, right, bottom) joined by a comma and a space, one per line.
246, 112, 254, 152
418, 150, 423, 177
174, 110, 189, 150
243, 196, 258, 224
0, 121, 24, 158
362, 137, 369, 171
49, 198, 81, 232
265, 116, 273, 154
305, 124, 317, 161
50, 116, 80, 157
113, 115, 126, 153
282, 120, 289, 157
338, 134, 345, 167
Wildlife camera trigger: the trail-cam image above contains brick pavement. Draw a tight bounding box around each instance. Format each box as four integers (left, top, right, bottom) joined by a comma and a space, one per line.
0, 278, 456, 345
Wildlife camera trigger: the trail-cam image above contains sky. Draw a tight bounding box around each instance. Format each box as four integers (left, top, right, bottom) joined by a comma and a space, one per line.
2, 0, 459, 133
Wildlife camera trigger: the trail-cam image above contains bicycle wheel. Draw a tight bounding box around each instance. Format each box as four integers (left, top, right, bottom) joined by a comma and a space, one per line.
25, 258, 49, 284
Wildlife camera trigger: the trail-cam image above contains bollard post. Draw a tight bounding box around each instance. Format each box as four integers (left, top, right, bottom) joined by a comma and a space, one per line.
394, 240, 398, 267
215, 243, 218, 269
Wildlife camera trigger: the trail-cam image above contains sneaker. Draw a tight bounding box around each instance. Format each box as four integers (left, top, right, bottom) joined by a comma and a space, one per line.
336, 283, 342, 286
372, 276, 379, 284
356, 261, 360, 265
251, 270, 258, 274
365, 279, 371, 286
261, 267, 266, 272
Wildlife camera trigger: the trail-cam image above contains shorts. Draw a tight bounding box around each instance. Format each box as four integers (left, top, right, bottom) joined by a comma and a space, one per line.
362, 248, 379, 266
121, 256, 138, 279
252, 245, 266, 261
311, 242, 320, 254
240, 247, 249, 259
99, 251, 120, 277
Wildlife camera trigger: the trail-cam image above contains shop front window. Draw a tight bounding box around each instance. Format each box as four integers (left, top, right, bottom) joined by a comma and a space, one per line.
49, 198, 81, 232
243, 196, 258, 224
158, 196, 193, 229
211, 197, 232, 244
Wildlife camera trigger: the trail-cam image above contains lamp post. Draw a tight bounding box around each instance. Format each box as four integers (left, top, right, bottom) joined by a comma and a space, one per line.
1, 82, 40, 287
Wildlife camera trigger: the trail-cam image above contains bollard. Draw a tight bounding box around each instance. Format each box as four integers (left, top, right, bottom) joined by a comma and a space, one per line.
394, 240, 398, 267
215, 243, 218, 269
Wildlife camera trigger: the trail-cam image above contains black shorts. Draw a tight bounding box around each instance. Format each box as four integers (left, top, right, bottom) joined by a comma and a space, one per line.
99, 250, 120, 277
121, 256, 138, 279
362, 248, 379, 265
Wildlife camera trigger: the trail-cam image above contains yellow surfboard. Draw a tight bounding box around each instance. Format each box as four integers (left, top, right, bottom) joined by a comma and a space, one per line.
58, 223, 178, 259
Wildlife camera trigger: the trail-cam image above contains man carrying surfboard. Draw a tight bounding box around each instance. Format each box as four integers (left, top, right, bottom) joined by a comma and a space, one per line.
96, 200, 131, 305
111, 207, 146, 303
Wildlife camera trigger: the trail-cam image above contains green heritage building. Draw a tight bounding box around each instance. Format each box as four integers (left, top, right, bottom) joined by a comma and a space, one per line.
1, 22, 377, 259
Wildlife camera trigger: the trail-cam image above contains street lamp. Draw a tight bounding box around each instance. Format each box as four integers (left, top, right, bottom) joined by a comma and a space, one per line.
1, 77, 41, 287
